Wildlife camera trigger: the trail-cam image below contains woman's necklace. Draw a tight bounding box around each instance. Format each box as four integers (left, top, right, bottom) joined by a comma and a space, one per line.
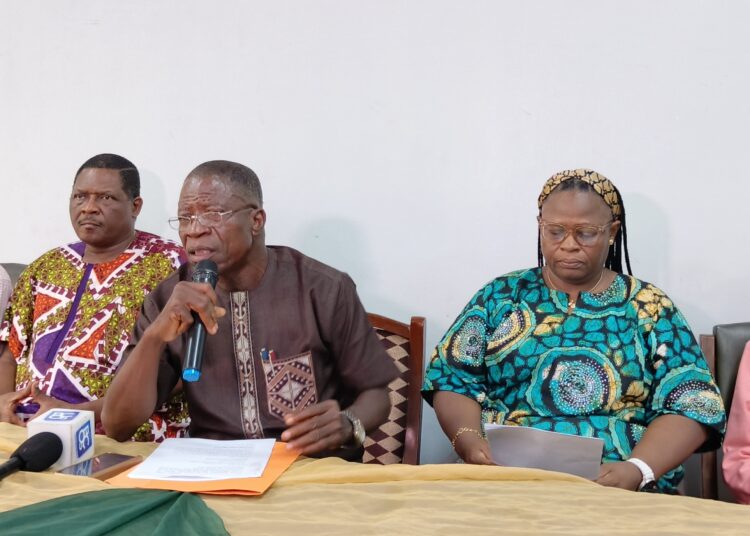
544, 266, 605, 311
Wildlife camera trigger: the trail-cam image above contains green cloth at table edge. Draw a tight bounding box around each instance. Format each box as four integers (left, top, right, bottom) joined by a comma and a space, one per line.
0, 488, 228, 536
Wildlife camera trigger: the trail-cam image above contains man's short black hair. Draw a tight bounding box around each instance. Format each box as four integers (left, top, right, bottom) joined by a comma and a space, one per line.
74, 154, 140, 200
187, 160, 263, 206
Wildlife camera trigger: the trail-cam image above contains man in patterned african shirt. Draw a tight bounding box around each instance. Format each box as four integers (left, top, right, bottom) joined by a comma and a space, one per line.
0, 154, 189, 441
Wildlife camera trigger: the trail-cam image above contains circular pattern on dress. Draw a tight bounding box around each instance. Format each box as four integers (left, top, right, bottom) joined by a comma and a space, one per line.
651, 366, 725, 425
527, 347, 620, 416
486, 303, 534, 363
448, 315, 486, 366
663, 379, 724, 424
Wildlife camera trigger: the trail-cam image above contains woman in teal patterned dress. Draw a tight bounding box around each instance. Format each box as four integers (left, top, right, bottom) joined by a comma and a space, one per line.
422, 169, 725, 493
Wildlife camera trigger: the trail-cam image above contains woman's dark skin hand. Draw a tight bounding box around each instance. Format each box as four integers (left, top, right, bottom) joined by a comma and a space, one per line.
433, 391, 496, 464
596, 461, 642, 490
454, 430, 493, 465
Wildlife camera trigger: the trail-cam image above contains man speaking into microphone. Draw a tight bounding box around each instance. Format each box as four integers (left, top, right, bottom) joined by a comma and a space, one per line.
103, 161, 397, 460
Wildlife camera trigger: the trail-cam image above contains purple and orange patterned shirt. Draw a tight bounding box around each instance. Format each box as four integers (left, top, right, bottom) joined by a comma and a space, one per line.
0, 230, 189, 441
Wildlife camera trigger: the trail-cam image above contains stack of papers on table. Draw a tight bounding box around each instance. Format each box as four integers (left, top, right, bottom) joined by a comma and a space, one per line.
107, 438, 298, 495
485, 424, 604, 480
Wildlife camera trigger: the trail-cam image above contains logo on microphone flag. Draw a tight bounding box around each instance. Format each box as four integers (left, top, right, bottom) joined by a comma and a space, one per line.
44, 410, 80, 422
76, 421, 93, 457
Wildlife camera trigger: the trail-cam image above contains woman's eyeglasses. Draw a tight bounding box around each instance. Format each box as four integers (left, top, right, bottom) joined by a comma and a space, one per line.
538, 220, 613, 247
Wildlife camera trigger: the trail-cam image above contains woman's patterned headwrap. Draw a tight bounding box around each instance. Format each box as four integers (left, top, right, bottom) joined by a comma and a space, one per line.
537, 169, 622, 219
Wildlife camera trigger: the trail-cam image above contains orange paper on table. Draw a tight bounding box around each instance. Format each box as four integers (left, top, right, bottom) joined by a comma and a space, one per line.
106, 442, 298, 496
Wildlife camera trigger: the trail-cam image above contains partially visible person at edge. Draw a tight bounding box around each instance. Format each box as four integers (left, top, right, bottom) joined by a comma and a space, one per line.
722, 341, 750, 503
422, 169, 725, 493
0, 154, 189, 441
0, 265, 11, 320
102, 160, 397, 460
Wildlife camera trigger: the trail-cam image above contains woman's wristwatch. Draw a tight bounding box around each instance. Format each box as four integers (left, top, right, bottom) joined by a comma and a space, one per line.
626, 457, 656, 490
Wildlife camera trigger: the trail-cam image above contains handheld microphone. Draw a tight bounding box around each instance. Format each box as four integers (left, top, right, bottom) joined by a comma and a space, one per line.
0, 432, 63, 480
183, 259, 219, 382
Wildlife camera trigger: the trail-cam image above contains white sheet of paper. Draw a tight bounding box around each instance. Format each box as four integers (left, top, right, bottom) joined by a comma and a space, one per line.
485, 424, 604, 480
128, 438, 276, 481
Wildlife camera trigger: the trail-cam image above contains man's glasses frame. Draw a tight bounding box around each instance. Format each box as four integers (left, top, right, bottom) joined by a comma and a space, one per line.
168, 205, 258, 231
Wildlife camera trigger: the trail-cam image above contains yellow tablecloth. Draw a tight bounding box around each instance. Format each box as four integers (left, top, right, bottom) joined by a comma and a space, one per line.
1, 423, 749, 535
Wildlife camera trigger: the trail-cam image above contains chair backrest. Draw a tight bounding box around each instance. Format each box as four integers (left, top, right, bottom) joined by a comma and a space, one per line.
712, 323, 750, 414
362, 313, 425, 465
697, 322, 750, 501
1, 263, 27, 288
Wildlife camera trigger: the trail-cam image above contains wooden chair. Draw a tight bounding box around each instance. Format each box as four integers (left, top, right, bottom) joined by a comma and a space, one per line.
363, 313, 425, 465
698, 322, 750, 500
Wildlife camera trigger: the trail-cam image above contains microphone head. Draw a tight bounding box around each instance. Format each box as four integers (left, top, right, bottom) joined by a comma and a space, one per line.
192, 259, 219, 286
11, 432, 63, 472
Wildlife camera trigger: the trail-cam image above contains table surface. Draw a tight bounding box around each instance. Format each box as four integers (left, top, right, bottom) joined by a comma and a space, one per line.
1, 423, 749, 535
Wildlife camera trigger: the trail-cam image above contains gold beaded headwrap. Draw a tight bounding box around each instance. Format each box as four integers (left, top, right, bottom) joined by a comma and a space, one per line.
537, 169, 622, 218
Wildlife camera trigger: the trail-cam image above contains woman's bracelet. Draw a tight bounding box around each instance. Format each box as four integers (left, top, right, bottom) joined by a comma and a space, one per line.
450, 427, 484, 450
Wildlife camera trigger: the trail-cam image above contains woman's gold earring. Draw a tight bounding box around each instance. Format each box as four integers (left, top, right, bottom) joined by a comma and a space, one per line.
609, 238, 614, 245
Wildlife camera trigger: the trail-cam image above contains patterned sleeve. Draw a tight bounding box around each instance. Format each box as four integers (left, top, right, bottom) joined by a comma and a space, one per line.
639, 284, 726, 450
0, 262, 36, 358
421, 282, 495, 407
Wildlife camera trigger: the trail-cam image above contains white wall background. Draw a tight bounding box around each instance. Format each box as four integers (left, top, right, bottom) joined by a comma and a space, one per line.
1, 1, 748, 463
